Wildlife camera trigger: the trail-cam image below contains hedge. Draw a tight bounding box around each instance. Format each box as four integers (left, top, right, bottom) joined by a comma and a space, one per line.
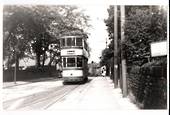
127, 58, 167, 109
3, 66, 61, 82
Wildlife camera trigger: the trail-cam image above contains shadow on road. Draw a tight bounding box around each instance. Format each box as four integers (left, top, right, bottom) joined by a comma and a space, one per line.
63, 78, 92, 85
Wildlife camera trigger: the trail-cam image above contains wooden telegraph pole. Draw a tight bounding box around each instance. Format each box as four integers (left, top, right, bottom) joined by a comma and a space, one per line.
120, 5, 127, 97
114, 6, 118, 88
14, 37, 20, 84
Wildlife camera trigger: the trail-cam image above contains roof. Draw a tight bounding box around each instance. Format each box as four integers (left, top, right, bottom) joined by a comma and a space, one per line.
60, 35, 87, 39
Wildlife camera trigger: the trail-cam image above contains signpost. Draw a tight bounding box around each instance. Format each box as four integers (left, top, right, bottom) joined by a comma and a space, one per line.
150, 41, 167, 57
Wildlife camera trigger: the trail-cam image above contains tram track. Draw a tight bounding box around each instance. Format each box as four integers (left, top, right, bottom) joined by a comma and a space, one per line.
3, 78, 94, 110
22, 85, 80, 110
3, 84, 80, 110
43, 85, 80, 110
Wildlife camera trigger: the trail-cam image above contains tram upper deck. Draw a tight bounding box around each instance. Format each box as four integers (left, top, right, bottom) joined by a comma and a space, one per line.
60, 35, 89, 58
60, 35, 88, 49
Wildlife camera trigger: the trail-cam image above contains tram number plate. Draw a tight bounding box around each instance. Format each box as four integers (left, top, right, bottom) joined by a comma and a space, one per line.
67, 50, 75, 55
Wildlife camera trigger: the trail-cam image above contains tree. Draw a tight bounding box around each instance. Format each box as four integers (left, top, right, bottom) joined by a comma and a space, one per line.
3, 5, 90, 69
104, 6, 167, 67
3, 5, 40, 69
99, 48, 113, 76
123, 6, 167, 66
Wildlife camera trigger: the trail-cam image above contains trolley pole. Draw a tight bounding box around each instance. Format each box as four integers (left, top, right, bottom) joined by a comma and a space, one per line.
120, 5, 127, 97
114, 6, 118, 88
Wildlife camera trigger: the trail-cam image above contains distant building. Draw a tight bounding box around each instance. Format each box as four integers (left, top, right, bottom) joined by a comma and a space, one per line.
88, 62, 101, 76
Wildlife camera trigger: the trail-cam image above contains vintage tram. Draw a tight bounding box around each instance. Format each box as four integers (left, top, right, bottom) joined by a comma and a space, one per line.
60, 34, 89, 83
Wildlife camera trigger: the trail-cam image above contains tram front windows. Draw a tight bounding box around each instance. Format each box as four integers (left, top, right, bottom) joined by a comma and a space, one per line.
67, 58, 76, 67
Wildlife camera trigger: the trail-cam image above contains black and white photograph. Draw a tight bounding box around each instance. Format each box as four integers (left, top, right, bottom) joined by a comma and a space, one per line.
0, 0, 169, 114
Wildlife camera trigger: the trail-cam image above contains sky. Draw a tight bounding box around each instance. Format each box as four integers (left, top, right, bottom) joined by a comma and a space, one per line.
80, 4, 110, 63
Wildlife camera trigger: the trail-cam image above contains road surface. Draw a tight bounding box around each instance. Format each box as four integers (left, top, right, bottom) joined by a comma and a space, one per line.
3, 77, 138, 110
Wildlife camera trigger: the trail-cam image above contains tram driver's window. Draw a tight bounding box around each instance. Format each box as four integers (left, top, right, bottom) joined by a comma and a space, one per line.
67, 58, 75, 67
77, 57, 82, 67
76, 38, 82, 46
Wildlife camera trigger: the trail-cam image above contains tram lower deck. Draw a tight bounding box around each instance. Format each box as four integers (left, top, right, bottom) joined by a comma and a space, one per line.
61, 56, 88, 83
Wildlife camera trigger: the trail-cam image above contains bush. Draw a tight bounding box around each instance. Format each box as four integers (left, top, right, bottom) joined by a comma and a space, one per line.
3, 66, 61, 82
128, 58, 167, 109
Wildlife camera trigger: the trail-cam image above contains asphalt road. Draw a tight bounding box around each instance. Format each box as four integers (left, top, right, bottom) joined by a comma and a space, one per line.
3, 77, 138, 110
3, 78, 92, 110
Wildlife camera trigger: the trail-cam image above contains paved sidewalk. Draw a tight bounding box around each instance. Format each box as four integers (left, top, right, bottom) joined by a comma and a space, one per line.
48, 77, 139, 110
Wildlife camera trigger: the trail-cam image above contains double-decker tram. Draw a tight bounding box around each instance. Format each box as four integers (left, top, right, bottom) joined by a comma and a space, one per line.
60, 33, 89, 83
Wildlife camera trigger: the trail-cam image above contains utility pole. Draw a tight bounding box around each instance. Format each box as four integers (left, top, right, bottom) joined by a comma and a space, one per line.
114, 6, 118, 88
120, 5, 127, 97
14, 37, 20, 84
